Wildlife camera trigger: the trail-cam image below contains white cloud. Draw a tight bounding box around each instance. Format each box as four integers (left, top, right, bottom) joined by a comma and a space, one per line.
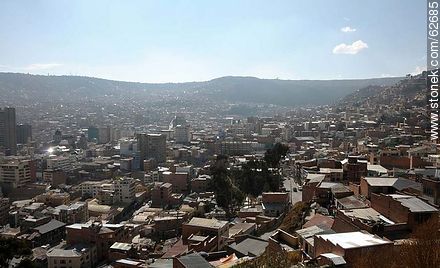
23, 63, 62, 71
341, 26, 356, 33
411, 66, 426, 75
332, 40, 368, 55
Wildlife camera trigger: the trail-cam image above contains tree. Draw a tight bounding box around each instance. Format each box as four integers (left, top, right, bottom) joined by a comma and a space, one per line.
209, 155, 244, 217
234, 159, 281, 198
264, 143, 289, 168
397, 216, 440, 268
0, 238, 33, 267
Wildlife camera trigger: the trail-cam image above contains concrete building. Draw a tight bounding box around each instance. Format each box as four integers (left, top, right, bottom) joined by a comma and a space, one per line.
137, 133, 166, 166
16, 124, 32, 144
151, 182, 172, 208
80, 177, 135, 204
174, 124, 191, 144
163, 172, 189, 194
47, 244, 97, 268
0, 107, 17, 154
182, 217, 230, 251
113, 177, 136, 204
0, 160, 32, 189
52, 202, 89, 224
46, 156, 74, 173
66, 222, 129, 261
87, 126, 99, 142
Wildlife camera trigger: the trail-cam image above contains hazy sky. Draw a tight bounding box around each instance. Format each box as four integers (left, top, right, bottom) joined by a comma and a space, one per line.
0, 0, 426, 82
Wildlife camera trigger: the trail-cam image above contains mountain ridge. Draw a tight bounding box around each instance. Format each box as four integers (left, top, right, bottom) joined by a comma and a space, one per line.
0, 72, 404, 106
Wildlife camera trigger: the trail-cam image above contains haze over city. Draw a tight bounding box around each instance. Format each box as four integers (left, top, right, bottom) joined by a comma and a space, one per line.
0, 0, 426, 82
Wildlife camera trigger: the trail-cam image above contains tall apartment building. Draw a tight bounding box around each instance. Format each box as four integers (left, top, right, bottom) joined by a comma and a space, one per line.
137, 133, 167, 167
0, 160, 32, 188
113, 177, 136, 203
87, 126, 99, 142
174, 124, 191, 144
16, 124, 32, 144
0, 107, 17, 154
98, 126, 111, 144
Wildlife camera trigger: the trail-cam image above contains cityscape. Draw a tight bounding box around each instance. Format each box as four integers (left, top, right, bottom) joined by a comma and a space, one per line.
0, 1, 437, 268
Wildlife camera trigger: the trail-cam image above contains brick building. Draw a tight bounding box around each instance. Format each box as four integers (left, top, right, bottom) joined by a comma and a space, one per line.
182, 217, 229, 252
314, 231, 393, 266
371, 193, 438, 231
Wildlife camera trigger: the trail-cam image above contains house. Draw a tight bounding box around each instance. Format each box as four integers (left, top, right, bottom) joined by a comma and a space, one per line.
342, 156, 367, 183
371, 193, 439, 231
173, 253, 214, 268
29, 219, 66, 247
296, 225, 335, 258
332, 207, 409, 239
302, 174, 326, 202
302, 214, 335, 230
359, 177, 421, 199
109, 242, 135, 262
227, 235, 268, 258
335, 195, 367, 210
182, 217, 229, 251
46, 244, 97, 268
261, 192, 289, 217
421, 176, 440, 205
66, 222, 129, 261
314, 231, 393, 266
267, 229, 299, 254
228, 222, 257, 240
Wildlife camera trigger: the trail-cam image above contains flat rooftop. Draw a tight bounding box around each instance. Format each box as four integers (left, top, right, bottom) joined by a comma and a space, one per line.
363, 177, 397, 187
316, 231, 392, 249
186, 217, 229, 229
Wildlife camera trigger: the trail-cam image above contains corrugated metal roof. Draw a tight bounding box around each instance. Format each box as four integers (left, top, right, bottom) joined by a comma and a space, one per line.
110, 242, 132, 251
389, 194, 438, 212
364, 177, 397, 187
186, 217, 228, 229
320, 253, 347, 265
33, 219, 65, 234
316, 231, 392, 249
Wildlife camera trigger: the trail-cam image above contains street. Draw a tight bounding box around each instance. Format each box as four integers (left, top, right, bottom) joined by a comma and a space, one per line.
283, 176, 302, 205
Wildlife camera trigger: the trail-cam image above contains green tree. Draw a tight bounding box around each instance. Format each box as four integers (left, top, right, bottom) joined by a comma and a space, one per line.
234, 159, 281, 198
264, 143, 289, 168
0, 238, 33, 267
209, 155, 244, 217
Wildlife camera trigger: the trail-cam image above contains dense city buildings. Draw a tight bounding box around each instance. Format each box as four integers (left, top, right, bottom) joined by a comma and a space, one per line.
0, 50, 437, 268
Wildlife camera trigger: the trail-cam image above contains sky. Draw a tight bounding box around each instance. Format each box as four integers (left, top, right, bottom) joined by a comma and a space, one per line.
0, 0, 427, 83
